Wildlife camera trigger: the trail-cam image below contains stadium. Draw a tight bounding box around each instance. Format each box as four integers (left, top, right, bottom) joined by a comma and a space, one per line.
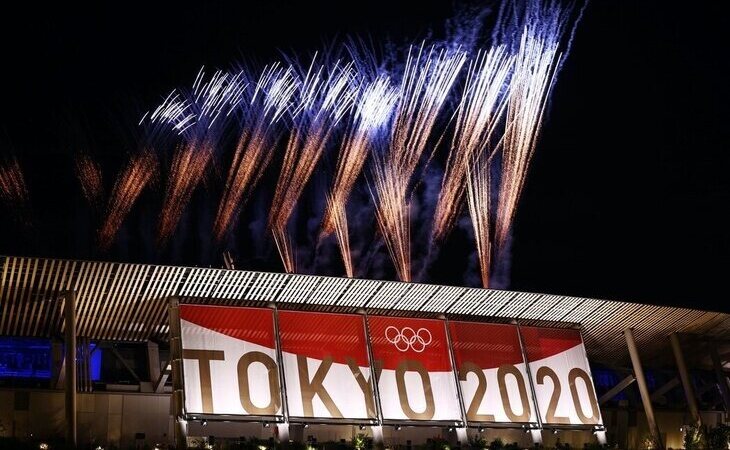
1, 255, 729, 449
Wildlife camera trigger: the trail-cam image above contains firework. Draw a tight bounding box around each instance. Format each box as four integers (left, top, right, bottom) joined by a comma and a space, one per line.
466, 153, 492, 288
268, 59, 356, 273
158, 142, 213, 245
432, 46, 513, 244
212, 64, 298, 243
371, 45, 466, 281
322, 76, 398, 276
98, 150, 157, 251
152, 68, 248, 245
322, 75, 398, 236
325, 193, 354, 277
0, 156, 30, 226
74, 152, 104, 210
495, 29, 561, 249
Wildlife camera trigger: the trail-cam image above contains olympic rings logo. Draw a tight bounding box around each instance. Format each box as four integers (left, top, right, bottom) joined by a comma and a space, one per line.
385, 326, 433, 352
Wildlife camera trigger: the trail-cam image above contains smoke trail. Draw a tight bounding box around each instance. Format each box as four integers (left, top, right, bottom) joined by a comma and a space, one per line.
371, 44, 466, 282
98, 150, 157, 251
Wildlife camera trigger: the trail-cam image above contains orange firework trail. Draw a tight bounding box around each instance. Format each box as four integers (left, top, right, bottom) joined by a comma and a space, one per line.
149, 67, 247, 247
269, 59, 356, 273
158, 142, 213, 246
323, 76, 398, 277
213, 64, 298, 243
325, 193, 353, 277
432, 46, 513, 244
371, 45, 466, 282
74, 152, 104, 210
0, 156, 30, 226
466, 153, 492, 288
98, 150, 157, 251
495, 30, 560, 249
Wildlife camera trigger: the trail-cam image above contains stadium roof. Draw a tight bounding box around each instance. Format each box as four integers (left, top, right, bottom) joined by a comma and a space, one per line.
1, 255, 728, 368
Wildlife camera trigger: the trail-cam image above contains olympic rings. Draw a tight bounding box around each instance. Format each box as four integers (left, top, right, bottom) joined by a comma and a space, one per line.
384, 326, 432, 352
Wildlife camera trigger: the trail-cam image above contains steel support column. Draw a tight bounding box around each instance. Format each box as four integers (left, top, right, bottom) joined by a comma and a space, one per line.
625, 328, 663, 450
64, 290, 77, 448
669, 334, 701, 425
169, 298, 188, 449
710, 342, 730, 414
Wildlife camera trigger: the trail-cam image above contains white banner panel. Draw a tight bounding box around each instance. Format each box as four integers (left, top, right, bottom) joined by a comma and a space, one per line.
179, 305, 282, 417
520, 326, 603, 426
278, 311, 376, 420
449, 321, 537, 424
367, 316, 461, 422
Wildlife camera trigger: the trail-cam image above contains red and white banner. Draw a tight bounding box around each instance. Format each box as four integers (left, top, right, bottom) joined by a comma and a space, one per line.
449, 322, 537, 424
367, 316, 461, 421
180, 305, 282, 417
278, 311, 376, 420
520, 327, 602, 426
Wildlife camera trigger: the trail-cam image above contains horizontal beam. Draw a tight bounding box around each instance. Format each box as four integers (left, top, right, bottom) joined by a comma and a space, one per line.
599, 374, 636, 405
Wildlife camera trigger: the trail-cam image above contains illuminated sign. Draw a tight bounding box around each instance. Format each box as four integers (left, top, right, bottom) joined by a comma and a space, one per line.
177, 304, 603, 429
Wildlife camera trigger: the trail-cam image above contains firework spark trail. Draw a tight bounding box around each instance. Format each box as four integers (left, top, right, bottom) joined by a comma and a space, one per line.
495, 29, 561, 249
74, 152, 104, 210
322, 76, 398, 276
466, 153, 492, 288
321, 75, 398, 237
212, 64, 298, 243
158, 143, 213, 245
152, 68, 248, 245
325, 193, 354, 277
0, 157, 30, 226
431, 46, 513, 244
98, 150, 157, 251
371, 45, 466, 282
269, 59, 357, 273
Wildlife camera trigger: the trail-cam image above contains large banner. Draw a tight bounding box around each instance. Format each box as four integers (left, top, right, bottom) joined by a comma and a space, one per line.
278, 311, 376, 420
180, 305, 282, 417
449, 321, 537, 424
520, 327, 602, 426
367, 316, 461, 422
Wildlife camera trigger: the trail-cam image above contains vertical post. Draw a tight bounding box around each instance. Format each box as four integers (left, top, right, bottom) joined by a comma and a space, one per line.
442, 317, 468, 444
147, 341, 161, 383
169, 298, 188, 449
625, 328, 664, 450
669, 333, 701, 425
361, 310, 385, 450
516, 324, 543, 445
710, 342, 730, 414
64, 290, 77, 448
271, 304, 291, 446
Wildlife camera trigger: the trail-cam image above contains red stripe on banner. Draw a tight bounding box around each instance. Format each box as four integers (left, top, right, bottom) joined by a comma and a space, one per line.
449, 321, 525, 369
367, 316, 453, 372
520, 326, 583, 362
179, 304, 275, 349
278, 311, 370, 367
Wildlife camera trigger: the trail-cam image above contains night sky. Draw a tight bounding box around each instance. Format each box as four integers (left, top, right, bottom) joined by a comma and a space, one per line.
0, 1, 727, 311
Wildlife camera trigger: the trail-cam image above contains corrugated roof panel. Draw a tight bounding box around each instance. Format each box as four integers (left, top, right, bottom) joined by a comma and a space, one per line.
420, 285, 465, 312
308, 277, 351, 305
367, 281, 410, 310
337, 279, 381, 308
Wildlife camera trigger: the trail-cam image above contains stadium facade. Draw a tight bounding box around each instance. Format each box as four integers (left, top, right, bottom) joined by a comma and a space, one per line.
1, 255, 729, 449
